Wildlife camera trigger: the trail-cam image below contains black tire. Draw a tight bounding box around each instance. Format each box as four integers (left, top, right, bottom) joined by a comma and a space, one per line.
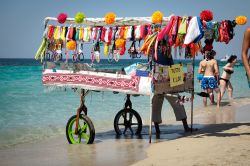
66, 114, 95, 144
114, 109, 142, 135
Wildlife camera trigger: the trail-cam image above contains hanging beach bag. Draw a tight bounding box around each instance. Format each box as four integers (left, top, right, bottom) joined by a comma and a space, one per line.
178, 16, 187, 35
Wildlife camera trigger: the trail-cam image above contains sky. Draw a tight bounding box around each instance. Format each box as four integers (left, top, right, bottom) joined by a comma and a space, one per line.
0, 0, 249, 60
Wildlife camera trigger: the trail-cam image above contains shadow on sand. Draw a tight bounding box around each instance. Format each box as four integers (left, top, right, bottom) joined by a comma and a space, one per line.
93, 122, 250, 143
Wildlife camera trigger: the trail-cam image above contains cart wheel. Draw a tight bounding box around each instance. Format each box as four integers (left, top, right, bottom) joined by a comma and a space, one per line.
66, 114, 95, 144
114, 109, 142, 135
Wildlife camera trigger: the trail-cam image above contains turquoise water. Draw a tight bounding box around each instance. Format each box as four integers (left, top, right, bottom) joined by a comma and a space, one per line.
0, 59, 249, 147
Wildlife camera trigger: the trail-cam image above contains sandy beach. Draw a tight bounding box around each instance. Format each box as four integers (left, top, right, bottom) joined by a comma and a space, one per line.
0, 97, 250, 166
132, 97, 250, 166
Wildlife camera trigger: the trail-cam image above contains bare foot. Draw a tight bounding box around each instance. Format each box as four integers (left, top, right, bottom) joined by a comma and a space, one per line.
217, 104, 220, 110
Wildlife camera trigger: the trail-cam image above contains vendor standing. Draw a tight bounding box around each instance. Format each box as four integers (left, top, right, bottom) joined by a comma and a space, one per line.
152, 41, 193, 138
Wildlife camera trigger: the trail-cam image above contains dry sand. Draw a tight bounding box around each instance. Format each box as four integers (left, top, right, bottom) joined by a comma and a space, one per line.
131, 97, 250, 166
0, 97, 250, 166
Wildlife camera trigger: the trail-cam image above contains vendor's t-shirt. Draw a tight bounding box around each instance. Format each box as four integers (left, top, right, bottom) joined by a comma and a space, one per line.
154, 51, 174, 66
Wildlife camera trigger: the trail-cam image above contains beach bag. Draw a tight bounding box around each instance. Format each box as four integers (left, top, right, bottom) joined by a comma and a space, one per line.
219, 21, 230, 44
213, 22, 220, 41
227, 20, 236, 40
204, 22, 214, 40
157, 16, 174, 41
178, 17, 187, 35
171, 16, 179, 44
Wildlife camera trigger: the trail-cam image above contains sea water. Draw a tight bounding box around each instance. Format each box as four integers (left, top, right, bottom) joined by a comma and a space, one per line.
0, 59, 249, 148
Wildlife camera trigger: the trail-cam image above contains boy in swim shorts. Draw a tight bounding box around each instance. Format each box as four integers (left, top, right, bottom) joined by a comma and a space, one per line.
199, 50, 221, 108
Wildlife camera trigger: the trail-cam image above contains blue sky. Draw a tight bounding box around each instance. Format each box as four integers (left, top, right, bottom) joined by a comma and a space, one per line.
0, 0, 249, 59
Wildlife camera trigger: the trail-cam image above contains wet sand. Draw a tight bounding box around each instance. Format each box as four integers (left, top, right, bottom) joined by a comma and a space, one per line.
0, 125, 191, 166
0, 97, 250, 166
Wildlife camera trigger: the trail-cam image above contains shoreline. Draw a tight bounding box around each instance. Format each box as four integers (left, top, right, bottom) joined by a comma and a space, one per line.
0, 97, 250, 166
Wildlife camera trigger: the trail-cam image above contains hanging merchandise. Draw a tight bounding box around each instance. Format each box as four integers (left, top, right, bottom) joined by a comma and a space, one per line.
79, 27, 84, 41
104, 43, 109, 56
184, 17, 203, 45
77, 42, 84, 61
66, 40, 76, 50
140, 32, 157, 56
157, 16, 174, 41
135, 25, 141, 40
203, 21, 214, 40
126, 26, 132, 40
168, 16, 177, 46
57, 13, 68, 24
201, 39, 213, 54
200, 10, 213, 22
110, 40, 119, 62
94, 42, 101, 63
213, 22, 220, 42
111, 27, 120, 62
43, 26, 49, 38
101, 27, 106, 42
83, 27, 89, 42
151, 11, 163, 24
235, 15, 247, 25
66, 26, 74, 40
128, 41, 140, 58
104, 12, 116, 24
104, 27, 111, 43
75, 12, 86, 24
119, 26, 125, 39
54, 41, 63, 61
75, 27, 80, 41
92, 27, 97, 40
60, 26, 66, 41
178, 17, 187, 35
35, 38, 48, 62
35, 12, 247, 65
115, 38, 126, 55
115, 38, 125, 49
227, 20, 236, 40
219, 20, 230, 44
47, 25, 55, 40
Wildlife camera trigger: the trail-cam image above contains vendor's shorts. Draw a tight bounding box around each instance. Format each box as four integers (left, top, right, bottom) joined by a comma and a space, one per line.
201, 76, 218, 90
152, 94, 187, 123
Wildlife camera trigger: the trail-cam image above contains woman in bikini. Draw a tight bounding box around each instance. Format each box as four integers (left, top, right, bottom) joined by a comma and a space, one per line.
198, 50, 221, 108
219, 55, 237, 99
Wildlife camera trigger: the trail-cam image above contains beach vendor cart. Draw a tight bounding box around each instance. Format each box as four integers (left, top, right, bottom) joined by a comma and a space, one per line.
35, 11, 247, 144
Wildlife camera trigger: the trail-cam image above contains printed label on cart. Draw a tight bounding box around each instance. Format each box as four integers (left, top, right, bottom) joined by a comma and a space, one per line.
168, 64, 184, 87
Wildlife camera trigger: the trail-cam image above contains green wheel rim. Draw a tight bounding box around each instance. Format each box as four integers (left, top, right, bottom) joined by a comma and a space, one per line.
67, 117, 90, 144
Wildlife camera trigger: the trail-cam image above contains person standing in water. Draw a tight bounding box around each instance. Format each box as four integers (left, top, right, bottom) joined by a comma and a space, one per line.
241, 26, 250, 88
198, 50, 221, 108
198, 55, 215, 106
219, 55, 237, 99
